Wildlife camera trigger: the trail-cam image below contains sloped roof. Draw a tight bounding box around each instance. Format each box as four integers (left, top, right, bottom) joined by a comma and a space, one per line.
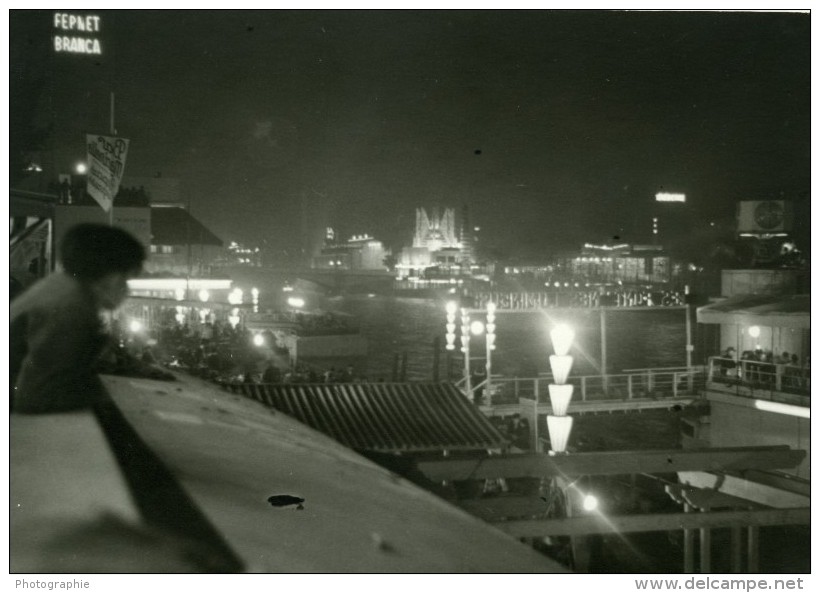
150, 206, 222, 246
230, 382, 508, 453
697, 294, 810, 329
11, 189, 57, 218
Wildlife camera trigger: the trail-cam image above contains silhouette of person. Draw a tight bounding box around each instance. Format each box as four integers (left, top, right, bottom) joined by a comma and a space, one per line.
10, 223, 146, 414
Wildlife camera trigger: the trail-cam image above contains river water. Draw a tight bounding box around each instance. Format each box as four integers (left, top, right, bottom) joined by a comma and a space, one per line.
325, 295, 687, 381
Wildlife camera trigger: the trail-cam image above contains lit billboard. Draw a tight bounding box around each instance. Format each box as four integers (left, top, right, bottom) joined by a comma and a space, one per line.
53, 12, 102, 55
655, 192, 686, 203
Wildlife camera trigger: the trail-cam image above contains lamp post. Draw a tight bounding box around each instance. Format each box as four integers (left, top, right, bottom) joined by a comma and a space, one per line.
485, 302, 496, 405
445, 301, 497, 402
547, 323, 575, 454
461, 308, 472, 396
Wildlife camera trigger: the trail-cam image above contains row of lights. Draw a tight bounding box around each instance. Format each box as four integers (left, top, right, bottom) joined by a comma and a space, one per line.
443, 303, 595, 506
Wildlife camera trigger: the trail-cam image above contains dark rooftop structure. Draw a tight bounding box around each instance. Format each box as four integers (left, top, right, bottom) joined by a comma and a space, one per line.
150, 205, 223, 247
229, 382, 508, 453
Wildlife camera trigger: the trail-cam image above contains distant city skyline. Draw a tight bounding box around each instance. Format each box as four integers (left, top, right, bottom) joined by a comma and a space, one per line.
10, 9, 810, 260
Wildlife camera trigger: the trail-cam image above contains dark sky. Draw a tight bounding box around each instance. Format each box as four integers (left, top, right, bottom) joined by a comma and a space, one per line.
10, 9, 811, 259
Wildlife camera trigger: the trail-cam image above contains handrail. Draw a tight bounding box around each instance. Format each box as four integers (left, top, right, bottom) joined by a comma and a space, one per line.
623, 366, 702, 373
705, 355, 810, 401
460, 367, 706, 404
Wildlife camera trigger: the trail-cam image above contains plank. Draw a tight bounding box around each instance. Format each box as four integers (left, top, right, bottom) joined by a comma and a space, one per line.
496, 507, 811, 538
418, 446, 806, 481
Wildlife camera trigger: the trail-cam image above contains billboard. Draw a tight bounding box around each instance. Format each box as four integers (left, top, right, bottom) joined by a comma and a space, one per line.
736, 200, 793, 234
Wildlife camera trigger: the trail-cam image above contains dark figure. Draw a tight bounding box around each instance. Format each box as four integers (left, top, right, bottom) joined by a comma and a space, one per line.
719, 347, 737, 379
10, 224, 146, 414
141, 347, 157, 365
262, 362, 281, 384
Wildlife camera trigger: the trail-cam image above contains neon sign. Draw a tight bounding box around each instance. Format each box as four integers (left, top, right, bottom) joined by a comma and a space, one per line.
655, 192, 686, 203
469, 290, 685, 311
53, 13, 102, 55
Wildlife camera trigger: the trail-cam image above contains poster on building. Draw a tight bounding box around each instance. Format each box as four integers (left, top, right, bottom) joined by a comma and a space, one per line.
85, 133, 130, 212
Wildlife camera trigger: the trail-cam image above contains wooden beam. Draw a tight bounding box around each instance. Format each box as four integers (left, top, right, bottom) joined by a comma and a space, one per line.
419, 446, 806, 482
678, 471, 810, 508
495, 507, 810, 538
456, 496, 549, 521
665, 483, 764, 511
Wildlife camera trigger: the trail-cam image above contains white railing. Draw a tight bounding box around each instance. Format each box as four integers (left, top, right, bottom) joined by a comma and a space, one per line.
706, 356, 810, 404
464, 367, 706, 405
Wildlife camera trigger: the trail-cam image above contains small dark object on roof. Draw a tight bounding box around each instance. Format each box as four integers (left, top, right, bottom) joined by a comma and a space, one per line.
267, 495, 305, 510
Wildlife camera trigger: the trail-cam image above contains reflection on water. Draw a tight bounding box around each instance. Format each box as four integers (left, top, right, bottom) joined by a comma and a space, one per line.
328, 296, 687, 381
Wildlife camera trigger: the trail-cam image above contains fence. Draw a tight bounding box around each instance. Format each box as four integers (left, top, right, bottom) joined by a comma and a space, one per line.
706, 356, 810, 404
462, 366, 707, 405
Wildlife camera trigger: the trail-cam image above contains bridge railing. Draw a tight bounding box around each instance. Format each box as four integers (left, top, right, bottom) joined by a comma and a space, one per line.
468, 367, 706, 405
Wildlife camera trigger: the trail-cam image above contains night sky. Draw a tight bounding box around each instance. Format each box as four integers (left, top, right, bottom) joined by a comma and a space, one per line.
10, 9, 811, 260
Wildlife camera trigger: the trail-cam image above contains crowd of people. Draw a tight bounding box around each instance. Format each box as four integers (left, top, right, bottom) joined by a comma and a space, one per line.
717, 346, 809, 391
111, 312, 371, 389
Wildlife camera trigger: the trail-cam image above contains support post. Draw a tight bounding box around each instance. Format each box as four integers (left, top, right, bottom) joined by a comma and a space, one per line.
108, 92, 116, 226
730, 524, 743, 573
699, 509, 712, 573
600, 308, 608, 394
683, 503, 695, 573
685, 285, 693, 391
747, 525, 759, 573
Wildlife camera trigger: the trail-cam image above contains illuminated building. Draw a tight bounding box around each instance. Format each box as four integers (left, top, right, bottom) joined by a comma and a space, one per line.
312, 231, 389, 271
396, 207, 476, 279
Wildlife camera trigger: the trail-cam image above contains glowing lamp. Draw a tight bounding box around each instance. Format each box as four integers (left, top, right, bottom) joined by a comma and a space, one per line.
470, 320, 485, 336
748, 326, 761, 338
547, 415, 573, 454
549, 355, 574, 385
287, 296, 305, 308
582, 494, 599, 512
174, 287, 185, 301
198, 289, 210, 302
253, 334, 264, 347
129, 320, 142, 333
548, 383, 574, 416
446, 301, 458, 315
75, 162, 87, 174
228, 288, 244, 305
550, 324, 575, 356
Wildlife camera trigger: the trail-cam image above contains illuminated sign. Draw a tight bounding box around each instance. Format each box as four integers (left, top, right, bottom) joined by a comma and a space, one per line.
53, 13, 102, 55
655, 192, 686, 203
469, 290, 685, 311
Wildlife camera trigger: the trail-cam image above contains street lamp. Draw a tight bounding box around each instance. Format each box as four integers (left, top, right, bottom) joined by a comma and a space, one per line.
485, 302, 496, 405
547, 323, 575, 454
461, 308, 472, 396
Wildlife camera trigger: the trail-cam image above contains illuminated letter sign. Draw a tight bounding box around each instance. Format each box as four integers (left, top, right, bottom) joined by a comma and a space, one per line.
53, 13, 103, 55
655, 192, 686, 203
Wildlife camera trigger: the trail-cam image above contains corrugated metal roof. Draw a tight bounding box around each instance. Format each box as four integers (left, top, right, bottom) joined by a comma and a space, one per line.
229, 382, 508, 453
